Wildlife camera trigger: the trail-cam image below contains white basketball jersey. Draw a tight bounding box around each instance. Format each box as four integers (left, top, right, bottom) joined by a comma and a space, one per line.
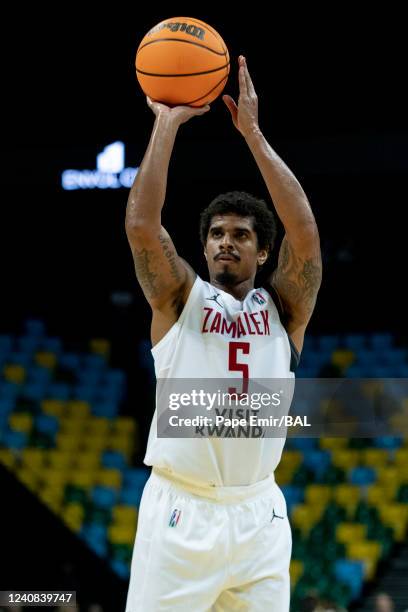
144, 275, 297, 486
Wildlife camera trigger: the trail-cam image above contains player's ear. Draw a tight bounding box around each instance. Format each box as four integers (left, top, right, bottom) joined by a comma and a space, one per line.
257, 248, 268, 267
204, 244, 208, 261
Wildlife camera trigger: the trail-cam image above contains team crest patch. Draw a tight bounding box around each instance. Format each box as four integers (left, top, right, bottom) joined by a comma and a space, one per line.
169, 509, 182, 527
252, 292, 266, 306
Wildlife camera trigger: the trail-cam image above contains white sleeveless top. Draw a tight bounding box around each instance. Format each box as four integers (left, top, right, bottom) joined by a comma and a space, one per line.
144, 276, 296, 486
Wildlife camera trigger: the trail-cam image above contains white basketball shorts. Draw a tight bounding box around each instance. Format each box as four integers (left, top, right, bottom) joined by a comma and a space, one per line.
125, 467, 292, 611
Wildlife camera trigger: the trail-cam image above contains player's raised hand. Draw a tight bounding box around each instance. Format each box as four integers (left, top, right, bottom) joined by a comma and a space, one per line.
223, 56, 259, 138
146, 96, 210, 126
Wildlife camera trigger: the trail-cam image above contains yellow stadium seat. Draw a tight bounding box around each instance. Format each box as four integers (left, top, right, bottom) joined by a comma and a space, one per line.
68, 471, 96, 489
40, 468, 69, 488
97, 468, 122, 489
334, 484, 361, 513
336, 522, 367, 544
90, 338, 110, 358
56, 433, 81, 451
81, 435, 109, 451
108, 524, 136, 545
331, 450, 361, 471
41, 399, 65, 417
362, 449, 389, 468
112, 505, 138, 527
280, 450, 303, 469
305, 485, 332, 506
332, 349, 355, 370
347, 540, 382, 579
3, 364, 26, 384
0, 449, 17, 469
16, 467, 39, 492
21, 448, 45, 471
59, 418, 87, 436
62, 502, 84, 532
35, 352, 57, 369
107, 434, 134, 457
9, 413, 33, 434
86, 417, 111, 435
376, 466, 402, 487
47, 450, 73, 470
290, 560, 304, 588
274, 469, 294, 486
64, 400, 91, 419
377, 504, 408, 542
320, 438, 348, 451
395, 449, 408, 466
113, 417, 137, 435
39, 487, 64, 513
291, 504, 325, 536
367, 484, 397, 506
73, 451, 101, 470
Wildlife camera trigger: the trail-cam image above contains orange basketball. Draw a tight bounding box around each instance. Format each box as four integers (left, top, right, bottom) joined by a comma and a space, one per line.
135, 17, 230, 107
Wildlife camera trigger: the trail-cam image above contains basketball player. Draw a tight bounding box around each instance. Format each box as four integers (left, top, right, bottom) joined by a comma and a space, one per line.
125, 56, 322, 611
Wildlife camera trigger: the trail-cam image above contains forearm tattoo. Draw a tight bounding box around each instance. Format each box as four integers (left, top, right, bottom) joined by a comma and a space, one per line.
274, 237, 322, 314
133, 248, 160, 299
158, 233, 182, 282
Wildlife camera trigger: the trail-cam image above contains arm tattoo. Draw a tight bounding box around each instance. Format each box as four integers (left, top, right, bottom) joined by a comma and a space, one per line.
133, 247, 159, 299
158, 233, 182, 283
274, 237, 322, 315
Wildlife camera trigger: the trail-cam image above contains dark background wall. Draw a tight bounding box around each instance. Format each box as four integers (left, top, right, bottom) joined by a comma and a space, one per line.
2, 5, 407, 341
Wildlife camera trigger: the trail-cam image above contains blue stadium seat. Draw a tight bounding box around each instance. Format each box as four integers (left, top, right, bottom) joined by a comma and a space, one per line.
7, 352, 32, 367
120, 487, 144, 507
1, 429, 28, 450
343, 334, 367, 351
317, 335, 340, 352
47, 383, 71, 401
346, 364, 368, 378
41, 337, 63, 353
92, 485, 117, 509
0, 397, 16, 418
0, 382, 20, 401
334, 559, 364, 599
0, 334, 13, 354
290, 438, 317, 451
73, 385, 97, 403
124, 468, 150, 489
92, 400, 119, 418
382, 349, 407, 366
357, 349, 381, 366
295, 366, 320, 378
111, 559, 130, 579
373, 436, 403, 450
83, 354, 107, 371
349, 466, 376, 486
302, 450, 331, 478
26, 365, 53, 384
22, 382, 48, 402
371, 366, 396, 378
35, 414, 59, 437
59, 353, 81, 372
370, 333, 393, 350
17, 336, 40, 354
77, 370, 103, 386
281, 485, 304, 512
24, 319, 46, 338
102, 451, 127, 471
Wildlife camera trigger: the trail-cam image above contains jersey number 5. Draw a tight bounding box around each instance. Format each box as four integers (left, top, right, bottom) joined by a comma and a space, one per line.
228, 341, 250, 395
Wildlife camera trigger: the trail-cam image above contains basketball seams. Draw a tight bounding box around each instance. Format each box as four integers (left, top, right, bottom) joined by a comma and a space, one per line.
183, 74, 229, 106
137, 38, 226, 57
136, 62, 230, 78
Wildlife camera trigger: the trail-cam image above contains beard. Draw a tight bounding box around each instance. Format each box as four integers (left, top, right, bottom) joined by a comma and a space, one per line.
215, 268, 238, 286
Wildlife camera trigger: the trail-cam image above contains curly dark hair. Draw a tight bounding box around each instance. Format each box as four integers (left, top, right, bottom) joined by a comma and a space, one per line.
199, 191, 277, 254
